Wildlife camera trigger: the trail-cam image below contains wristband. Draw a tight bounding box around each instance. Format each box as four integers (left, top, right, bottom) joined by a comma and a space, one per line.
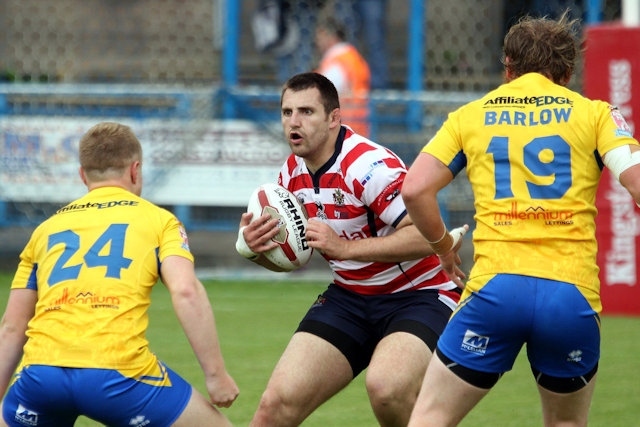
235, 226, 259, 260
426, 224, 448, 245
429, 231, 454, 256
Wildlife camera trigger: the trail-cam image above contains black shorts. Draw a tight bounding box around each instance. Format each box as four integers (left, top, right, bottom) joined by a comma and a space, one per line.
296, 283, 457, 376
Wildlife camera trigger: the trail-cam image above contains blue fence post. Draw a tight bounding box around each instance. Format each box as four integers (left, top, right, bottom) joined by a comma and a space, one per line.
406, 0, 424, 133
173, 205, 192, 230
222, 0, 240, 119
0, 93, 7, 115
585, 0, 603, 24
0, 201, 7, 227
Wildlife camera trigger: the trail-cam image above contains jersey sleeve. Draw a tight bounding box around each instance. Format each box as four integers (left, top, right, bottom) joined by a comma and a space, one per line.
350, 146, 408, 227
422, 108, 468, 176
594, 102, 639, 156
157, 213, 194, 263
11, 235, 39, 291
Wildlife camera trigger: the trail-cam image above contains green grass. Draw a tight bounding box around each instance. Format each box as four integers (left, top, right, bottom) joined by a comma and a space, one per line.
1, 274, 639, 426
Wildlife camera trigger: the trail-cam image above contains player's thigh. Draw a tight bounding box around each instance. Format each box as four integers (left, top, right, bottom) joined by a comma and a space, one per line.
296, 284, 377, 376
265, 332, 353, 407
0, 401, 7, 427
171, 387, 231, 427
367, 331, 430, 396
538, 373, 597, 426
409, 352, 490, 426
366, 288, 451, 394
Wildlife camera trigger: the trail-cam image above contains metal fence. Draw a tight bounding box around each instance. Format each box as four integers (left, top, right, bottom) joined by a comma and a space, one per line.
0, 0, 624, 231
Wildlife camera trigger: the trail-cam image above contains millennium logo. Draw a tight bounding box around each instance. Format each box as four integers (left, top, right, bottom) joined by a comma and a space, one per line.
493, 202, 574, 225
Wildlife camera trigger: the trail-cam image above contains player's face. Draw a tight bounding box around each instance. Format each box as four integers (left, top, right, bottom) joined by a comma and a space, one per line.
281, 87, 340, 171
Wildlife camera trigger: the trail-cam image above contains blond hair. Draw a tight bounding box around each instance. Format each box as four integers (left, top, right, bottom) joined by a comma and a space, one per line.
79, 122, 142, 181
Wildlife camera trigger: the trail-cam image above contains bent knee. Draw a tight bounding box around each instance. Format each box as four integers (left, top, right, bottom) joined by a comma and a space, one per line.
252, 389, 301, 426
366, 370, 419, 409
255, 389, 285, 415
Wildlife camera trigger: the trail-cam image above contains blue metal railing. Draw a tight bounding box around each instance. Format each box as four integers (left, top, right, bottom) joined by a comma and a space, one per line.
0, 0, 609, 230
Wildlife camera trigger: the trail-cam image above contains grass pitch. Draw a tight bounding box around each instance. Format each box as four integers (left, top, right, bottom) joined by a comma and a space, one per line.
0, 275, 638, 426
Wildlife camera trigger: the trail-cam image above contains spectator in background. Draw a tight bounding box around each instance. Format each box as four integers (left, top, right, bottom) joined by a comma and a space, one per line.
503, 0, 584, 40
252, 0, 327, 84
334, 0, 390, 90
315, 17, 371, 137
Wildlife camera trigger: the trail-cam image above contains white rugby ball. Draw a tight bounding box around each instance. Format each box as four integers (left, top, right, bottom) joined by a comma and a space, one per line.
247, 183, 313, 271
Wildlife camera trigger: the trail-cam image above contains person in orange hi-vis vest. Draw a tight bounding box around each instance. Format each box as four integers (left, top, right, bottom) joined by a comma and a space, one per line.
315, 17, 371, 137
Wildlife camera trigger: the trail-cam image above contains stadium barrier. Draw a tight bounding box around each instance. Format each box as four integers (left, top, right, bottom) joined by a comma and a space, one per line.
0, 84, 479, 231
585, 22, 640, 314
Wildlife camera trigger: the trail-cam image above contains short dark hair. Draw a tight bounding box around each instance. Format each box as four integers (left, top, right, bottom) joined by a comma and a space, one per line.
281, 72, 340, 114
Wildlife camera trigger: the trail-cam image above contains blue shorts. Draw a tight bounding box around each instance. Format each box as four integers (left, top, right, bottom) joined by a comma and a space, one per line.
297, 283, 458, 376
437, 274, 600, 378
2, 363, 192, 427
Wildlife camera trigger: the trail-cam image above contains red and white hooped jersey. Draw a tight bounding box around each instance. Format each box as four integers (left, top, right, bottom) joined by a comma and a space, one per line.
278, 126, 459, 304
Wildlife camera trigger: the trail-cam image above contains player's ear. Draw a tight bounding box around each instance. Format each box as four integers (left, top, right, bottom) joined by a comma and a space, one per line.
503, 56, 515, 82
330, 107, 341, 127
130, 160, 141, 184
79, 167, 88, 186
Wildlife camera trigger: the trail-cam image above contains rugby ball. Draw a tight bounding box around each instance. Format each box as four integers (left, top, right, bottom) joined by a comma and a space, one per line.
247, 183, 313, 271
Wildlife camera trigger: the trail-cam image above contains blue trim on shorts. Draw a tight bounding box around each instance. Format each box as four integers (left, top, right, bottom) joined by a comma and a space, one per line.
437, 274, 600, 377
2, 363, 192, 427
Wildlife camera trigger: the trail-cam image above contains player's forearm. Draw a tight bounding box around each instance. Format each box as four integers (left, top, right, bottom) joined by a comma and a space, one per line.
0, 321, 27, 397
171, 286, 229, 378
403, 191, 445, 242
619, 164, 640, 206
345, 225, 434, 262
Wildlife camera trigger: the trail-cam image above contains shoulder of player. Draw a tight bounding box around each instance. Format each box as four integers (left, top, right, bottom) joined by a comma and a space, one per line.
340, 136, 403, 170
340, 134, 390, 159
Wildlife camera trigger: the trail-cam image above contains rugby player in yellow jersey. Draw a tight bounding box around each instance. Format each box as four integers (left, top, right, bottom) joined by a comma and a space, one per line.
0, 122, 238, 426
402, 12, 640, 427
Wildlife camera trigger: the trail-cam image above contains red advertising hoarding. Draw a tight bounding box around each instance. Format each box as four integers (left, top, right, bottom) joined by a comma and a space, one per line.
584, 24, 640, 315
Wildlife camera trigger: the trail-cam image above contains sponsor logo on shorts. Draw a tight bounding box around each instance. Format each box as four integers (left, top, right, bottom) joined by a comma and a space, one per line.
129, 415, 151, 426
311, 295, 326, 308
14, 404, 38, 426
461, 329, 490, 354
567, 349, 583, 363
